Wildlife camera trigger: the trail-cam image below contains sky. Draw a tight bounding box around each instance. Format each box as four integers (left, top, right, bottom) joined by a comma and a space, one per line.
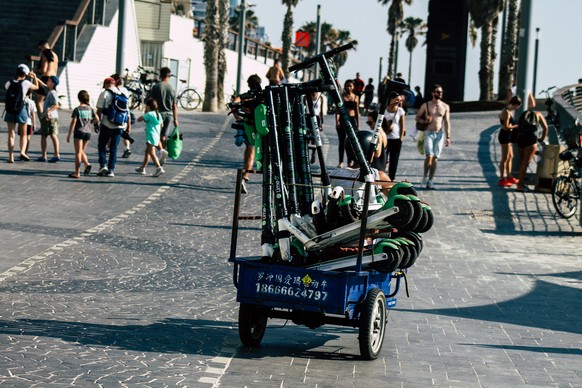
249, 0, 582, 101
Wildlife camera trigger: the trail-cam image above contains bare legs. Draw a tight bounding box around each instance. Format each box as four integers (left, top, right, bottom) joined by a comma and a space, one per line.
423, 155, 438, 180
243, 145, 255, 180
517, 144, 536, 190
71, 139, 90, 177
499, 143, 514, 179
141, 143, 161, 169
40, 133, 60, 160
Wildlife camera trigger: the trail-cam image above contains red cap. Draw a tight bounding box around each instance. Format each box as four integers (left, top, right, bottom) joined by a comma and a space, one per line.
103, 77, 115, 87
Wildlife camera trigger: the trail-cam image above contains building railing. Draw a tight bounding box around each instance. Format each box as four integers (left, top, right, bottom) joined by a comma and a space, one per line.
553, 84, 582, 148
28, 0, 106, 68
192, 17, 314, 80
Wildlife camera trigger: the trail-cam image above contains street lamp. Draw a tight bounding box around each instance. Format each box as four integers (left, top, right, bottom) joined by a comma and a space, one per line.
533, 27, 540, 96
236, 1, 255, 95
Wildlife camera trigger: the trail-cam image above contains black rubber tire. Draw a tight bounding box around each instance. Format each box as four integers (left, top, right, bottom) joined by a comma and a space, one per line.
417, 207, 434, 233
238, 303, 268, 347
371, 246, 402, 273
397, 231, 423, 254
551, 176, 578, 218
359, 288, 387, 360
413, 207, 429, 233
400, 239, 419, 268
386, 199, 414, 229
400, 200, 423, 232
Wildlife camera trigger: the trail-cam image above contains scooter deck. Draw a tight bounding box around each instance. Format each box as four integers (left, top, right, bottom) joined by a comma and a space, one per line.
304, 207, 399, 252
305, 252, 388, 271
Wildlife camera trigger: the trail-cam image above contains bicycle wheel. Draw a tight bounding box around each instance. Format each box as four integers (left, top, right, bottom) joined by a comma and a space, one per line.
551, 176, 578, 219
179, 88, 202, 111
125, 80, 144, 110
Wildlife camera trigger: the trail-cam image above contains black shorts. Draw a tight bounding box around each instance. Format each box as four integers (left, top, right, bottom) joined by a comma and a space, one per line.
498, 129, 513, 145
36, 77, 50, 96
517, 134, 537, 148
74, 132, 91, 141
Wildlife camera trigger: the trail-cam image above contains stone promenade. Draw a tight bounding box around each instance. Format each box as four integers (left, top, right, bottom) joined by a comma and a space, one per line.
0, 107, 580, 387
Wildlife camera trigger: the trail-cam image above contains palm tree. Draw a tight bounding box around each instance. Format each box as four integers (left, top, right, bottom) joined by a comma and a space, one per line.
203, 0, 219, 112
332, 29, 358, 76
378, 0, 412, 78
229, 8, 259, 35
298, 21, 334, 57
468, 0, 505, 101
280, 0, 300, 79
399, 16, 426, 85
497, 0, 518, 101
217, 0, 230, 108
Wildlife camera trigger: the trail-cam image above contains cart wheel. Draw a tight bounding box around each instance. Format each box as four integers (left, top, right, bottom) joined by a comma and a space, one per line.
238, 303, 268, 347
359, 288, 387, 360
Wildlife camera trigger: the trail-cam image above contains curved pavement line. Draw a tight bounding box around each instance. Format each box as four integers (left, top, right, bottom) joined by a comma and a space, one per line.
0, 116, 231, 284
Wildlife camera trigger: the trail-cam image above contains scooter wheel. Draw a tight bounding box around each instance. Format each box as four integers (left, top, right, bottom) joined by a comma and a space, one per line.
416, 207, 434, 233
386, 199, 414, 229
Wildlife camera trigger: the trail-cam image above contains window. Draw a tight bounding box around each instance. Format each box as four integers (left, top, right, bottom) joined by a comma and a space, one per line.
141, 41, 163, 70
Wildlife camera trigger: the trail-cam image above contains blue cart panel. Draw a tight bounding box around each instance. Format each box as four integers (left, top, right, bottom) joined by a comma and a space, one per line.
233, 258, 397, 317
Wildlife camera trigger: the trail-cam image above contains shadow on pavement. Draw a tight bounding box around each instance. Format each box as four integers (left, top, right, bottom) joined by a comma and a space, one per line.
398, 270, 582, 336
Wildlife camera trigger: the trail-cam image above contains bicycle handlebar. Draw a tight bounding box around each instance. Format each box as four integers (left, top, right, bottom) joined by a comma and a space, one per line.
288, 43, 354, 72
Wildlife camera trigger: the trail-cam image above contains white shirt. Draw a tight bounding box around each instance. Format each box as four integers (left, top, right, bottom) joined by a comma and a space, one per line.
96, 86, 127, 129
383, 107, 405, 140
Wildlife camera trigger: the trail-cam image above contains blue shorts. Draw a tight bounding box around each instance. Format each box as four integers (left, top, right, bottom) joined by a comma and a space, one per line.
424, 130, 444, 158
3, 106, 28, 124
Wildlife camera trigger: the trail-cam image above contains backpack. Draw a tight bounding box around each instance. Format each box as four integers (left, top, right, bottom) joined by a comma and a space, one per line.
5, 80, 24, 114
105, 89, 129, 125
518, 110, 539, 136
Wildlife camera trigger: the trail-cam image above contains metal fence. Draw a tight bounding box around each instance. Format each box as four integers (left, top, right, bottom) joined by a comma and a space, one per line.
553, 84, 582, 149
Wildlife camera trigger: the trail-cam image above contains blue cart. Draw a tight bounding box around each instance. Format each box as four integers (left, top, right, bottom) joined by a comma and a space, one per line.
230, 171, 406, 360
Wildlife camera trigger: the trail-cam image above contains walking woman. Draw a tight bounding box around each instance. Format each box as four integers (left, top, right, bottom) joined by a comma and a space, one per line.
335, 79, 359, 167
516, 110, 548, 192
498, 96, 521, 187
383, 91, 406, 180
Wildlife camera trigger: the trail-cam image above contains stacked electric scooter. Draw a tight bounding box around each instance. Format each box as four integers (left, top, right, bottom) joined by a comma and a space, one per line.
229, 43, 433, 274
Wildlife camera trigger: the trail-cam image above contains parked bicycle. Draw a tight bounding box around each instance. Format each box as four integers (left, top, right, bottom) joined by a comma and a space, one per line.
176, 79, 202, 111
124, 66, 158, 110
551, 142, 582, 218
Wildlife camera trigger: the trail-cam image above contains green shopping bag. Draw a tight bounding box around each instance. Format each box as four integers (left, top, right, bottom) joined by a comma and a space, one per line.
167, 126, 183, 159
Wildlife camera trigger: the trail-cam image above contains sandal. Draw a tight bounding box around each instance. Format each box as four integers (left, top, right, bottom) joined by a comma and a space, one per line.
68, 173, 80, 179
84, 165, 92, 176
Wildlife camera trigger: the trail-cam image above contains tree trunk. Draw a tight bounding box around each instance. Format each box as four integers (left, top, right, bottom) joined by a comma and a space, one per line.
217, 0, 229, 106
497, 0, 518, 101
408, 49, 413, 86
203, 0, 218, 112
388, 34, 396, 77
478, 22, 493, 101
489, 15, 499, 100
281, 5, 294, 79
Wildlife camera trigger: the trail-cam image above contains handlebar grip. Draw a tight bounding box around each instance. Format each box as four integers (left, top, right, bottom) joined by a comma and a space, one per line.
289, 42, 355, 73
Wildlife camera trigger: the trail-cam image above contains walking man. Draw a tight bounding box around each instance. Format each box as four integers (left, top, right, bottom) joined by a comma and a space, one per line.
415, 84, 451, 190
265, 59, 285, 86
149, 67, 178, 165
34, 40, 59, 116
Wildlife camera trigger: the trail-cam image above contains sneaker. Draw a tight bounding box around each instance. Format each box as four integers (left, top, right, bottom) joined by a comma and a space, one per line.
122, 149, 132, 158
508, 176, 519, 184
135, 167, 146, 175
36, 157, 47, 162
152, 167, 165, 177
421, 177, 428, 188
159, 149, 168, 166
498, 178, 512, 187
427, 180, 436, 190
241, 179, 248, 194
106, 171, 115, 177
97, 166, 109, 176
48, 156, 61, 163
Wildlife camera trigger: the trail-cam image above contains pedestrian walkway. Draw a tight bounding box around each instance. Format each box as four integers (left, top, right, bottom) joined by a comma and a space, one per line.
0, 108, 580, 386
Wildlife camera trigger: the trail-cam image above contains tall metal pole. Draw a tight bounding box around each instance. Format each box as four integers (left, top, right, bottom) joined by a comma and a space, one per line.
516, 0, 533, 116
314, 5, 321, 76
115, 0, 126, 74
532, 27, 540, 97
236, 0, 246, 95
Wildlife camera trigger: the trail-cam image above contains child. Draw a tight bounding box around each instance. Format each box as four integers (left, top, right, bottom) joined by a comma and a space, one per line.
37, 75, 60, 163
66, 90, 98, 178
24, 89, 37, 155
136, 98, 165, 177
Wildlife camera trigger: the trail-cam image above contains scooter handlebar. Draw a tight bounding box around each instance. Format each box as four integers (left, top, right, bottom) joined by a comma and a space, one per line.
288, 43, 354, 73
